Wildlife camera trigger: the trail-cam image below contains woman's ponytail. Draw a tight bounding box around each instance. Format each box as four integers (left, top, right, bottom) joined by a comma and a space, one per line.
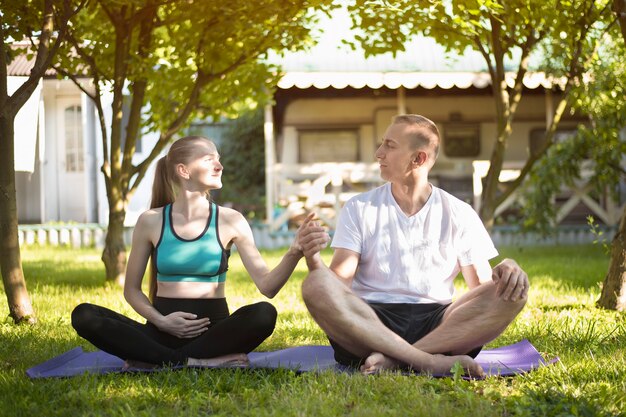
150, 156, 175, 209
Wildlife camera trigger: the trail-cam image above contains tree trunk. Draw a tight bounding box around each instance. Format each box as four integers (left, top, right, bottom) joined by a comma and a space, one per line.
597, 205, 626, 311
0, 115, 36, 323
101, 204, 127, 286
478, 23, 510, 232
480, 196, 497, 232
596, 1, 626, 311
479, 123, 510, 232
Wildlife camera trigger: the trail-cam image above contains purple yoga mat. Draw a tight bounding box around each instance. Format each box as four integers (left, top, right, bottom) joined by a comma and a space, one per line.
26, 339, 555, 379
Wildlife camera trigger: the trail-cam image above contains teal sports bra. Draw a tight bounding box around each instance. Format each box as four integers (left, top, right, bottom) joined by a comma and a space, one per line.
154, 203, 230, 283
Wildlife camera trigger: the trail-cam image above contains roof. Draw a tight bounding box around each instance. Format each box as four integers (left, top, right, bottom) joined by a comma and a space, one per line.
270, 7, 550, 90
7, 55, 57, 77
6, 43, 57, 77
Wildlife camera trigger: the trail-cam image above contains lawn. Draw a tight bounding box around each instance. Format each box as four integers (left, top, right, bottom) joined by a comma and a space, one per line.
1, 244, 625, 417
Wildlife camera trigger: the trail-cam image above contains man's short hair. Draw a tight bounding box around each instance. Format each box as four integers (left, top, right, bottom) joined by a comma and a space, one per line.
392, 114, 440, 158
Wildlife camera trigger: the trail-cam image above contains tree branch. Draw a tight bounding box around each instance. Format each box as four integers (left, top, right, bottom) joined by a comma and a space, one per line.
131, 32, 258, 184
107, 4, 133, 194
496, 83, 573, 207
488, 13, 508, 121
614, 0, 626, 44
131, 6, 306, 191
506, 29, 538, 123
473, 34, 496, 81
52, 65, 98, 100
121, 3, 158, 180
9, 0, 82, 115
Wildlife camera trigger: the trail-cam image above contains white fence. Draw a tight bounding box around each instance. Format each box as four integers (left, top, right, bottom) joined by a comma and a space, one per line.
18, 223, 616, 250
17, 224, 133, 249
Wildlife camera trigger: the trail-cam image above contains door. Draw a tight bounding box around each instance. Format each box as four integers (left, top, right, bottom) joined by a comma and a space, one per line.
57, 99, 87, 222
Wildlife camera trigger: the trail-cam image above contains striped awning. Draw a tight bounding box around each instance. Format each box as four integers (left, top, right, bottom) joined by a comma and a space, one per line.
277, 71, 557, 90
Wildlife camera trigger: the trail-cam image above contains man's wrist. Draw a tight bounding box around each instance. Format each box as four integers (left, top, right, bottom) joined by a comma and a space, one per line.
305, 253, 325, 270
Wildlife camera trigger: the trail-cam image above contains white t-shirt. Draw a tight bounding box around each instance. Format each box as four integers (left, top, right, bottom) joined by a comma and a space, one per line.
331, 183, 498, 304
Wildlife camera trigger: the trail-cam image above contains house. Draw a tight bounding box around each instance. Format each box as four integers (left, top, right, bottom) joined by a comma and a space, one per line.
9, 50, 157, 232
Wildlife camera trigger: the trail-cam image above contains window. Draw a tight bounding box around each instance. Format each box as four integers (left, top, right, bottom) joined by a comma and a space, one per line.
529, 128, 577, 156
437, 176, 473, 204
442, 124, 480, 157
299, 130, 359, 163
64, 105, 84, 172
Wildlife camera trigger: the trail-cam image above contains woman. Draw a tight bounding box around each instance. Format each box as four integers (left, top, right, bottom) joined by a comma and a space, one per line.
72, 136, 327, 367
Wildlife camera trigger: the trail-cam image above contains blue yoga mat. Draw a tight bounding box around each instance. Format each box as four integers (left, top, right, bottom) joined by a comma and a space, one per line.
26, 339, 555, 379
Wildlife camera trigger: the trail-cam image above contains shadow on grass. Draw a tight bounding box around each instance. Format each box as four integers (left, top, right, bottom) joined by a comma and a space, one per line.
538, 304, 593, 312
521, 273, 604, 293
23, 260, 108, 290
507, 387, 609, 416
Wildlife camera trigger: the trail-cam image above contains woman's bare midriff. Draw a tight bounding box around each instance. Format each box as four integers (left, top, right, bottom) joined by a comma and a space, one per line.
156, 281, 225, 299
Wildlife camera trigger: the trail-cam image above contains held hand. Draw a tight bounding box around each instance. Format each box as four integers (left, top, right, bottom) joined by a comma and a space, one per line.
155, 311, 210, 339
292, 212, 330, 258
492, 258, 529, 302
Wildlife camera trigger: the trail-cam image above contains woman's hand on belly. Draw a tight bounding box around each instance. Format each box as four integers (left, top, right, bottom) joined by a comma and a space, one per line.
157, 281, 225, 299
154, 311, 211, 338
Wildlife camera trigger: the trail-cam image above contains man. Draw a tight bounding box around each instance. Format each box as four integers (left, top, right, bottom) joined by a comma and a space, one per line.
298, 114, 529, 376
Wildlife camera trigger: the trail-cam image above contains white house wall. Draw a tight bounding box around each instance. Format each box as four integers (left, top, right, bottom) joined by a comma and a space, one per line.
41, 80, 61, 222
82, 95, 99, 223
11, 76, 42, 223
40, 79, 95, 223
15, 156, 42, 223
95, 89, 111, 226
14, 93, 43, 223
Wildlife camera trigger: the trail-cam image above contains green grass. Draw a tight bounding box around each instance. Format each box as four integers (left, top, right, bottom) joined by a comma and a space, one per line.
1, 244, 625, 417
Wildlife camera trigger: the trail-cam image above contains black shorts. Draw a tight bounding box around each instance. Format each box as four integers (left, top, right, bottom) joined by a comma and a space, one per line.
329, 302, 482, 367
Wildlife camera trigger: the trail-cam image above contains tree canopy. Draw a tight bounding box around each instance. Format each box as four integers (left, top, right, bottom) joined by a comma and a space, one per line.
52, 0, 334, 283
347, 0, 614, 228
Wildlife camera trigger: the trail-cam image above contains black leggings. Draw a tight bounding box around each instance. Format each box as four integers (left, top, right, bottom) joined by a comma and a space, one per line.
71, 297, 277, 366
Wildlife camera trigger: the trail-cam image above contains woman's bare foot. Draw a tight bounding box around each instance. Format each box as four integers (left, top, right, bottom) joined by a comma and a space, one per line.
187, 353, 250, 368
360, 352, 400, 374
123, 360, 159, 371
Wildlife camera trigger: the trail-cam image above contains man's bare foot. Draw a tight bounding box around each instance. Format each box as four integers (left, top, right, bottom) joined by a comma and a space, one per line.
123, 360, 159, 370
360, 352, 400, 374
431, 354, 485, 378
187, 353, 250, 368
